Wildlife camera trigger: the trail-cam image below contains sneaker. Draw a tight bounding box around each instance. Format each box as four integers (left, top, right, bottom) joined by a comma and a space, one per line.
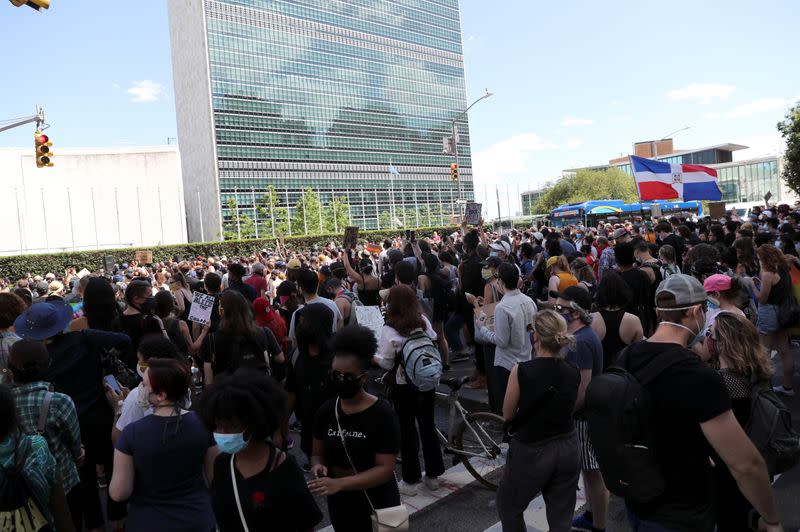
422, 476, 439, 491
571, 511, 593, 531
773, 385, 795, 397
398, 481, 420, 497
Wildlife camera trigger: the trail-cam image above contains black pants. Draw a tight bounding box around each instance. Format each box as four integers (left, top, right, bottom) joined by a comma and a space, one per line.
78, 400, 127, 529
492, 365, 511, 415
392, 385, 445, 483
462, 308, 485, 376
66, 484, 82, 532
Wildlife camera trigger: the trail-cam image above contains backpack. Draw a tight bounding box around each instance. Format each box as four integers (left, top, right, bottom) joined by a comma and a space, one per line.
746, 378, 800, 475
211, 330, 272, 376
584, 344, 688, 504
336, 290, 363, 326
399, 328, 442, 392
0, 436, 52, 531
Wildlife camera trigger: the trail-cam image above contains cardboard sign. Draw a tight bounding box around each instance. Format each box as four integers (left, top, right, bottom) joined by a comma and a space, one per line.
474, 302, 497, 331
650, 204, 662, 218
708, 201, 726, 220
343, 226, 359, 250
187, 291, 216, 325
354, 305, 384, 344
103, 255, 115, 272
134, 250, 153, 264
465, 202, 482, 225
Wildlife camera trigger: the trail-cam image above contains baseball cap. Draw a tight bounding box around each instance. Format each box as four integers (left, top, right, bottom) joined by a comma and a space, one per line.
480, 256, 502, 268
287, 258, 302, 270
656, 274, 706, 309
611, 228, 629, 240
703, 274, 732, 293
532, 232, 544, 241
489, 241, 511, 255
545, 256, 559, 268
549, 286, 592, 313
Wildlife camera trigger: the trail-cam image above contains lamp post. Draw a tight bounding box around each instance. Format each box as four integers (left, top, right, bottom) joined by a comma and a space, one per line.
450, 89, 494, 204
653, 125, 690, 159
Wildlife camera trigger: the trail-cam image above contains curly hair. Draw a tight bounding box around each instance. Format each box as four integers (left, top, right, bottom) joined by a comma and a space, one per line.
756, 243, 789, 274
332, 324, 379, 371
711, 312, 772, 380
198, 369, 287, 442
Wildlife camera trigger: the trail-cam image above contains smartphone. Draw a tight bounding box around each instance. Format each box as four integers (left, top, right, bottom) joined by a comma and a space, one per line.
103, 375, 122, 394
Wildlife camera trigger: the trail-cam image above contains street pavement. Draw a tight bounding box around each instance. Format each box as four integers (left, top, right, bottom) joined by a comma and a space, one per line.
301, 347, 800, 532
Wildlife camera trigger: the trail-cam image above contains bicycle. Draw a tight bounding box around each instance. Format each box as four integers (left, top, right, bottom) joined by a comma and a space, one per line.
435, 376, 508, 490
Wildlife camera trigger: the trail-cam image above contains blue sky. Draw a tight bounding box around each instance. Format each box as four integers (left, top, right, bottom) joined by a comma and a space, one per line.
1, 0, 798, 215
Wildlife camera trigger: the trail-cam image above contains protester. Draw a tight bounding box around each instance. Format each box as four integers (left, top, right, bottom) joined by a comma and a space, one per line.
309, 325, 401, 532
590, 272, 644, 370
496, 310, 580, 532
0, 292, 25, 381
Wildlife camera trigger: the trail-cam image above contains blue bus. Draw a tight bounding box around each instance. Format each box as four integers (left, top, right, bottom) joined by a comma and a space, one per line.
549, 199, 704, 227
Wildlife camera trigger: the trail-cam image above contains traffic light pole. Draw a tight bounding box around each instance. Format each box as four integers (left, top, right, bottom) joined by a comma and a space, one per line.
449, 90, 493, 207
0, 107, 45, 134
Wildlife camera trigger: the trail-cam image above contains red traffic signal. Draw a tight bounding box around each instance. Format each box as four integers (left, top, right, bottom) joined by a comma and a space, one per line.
34, 130, 53, 168
450, 163, 459, 181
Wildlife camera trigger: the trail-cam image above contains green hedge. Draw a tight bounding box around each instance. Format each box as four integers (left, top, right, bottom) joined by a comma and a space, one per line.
0, 226, 460, 280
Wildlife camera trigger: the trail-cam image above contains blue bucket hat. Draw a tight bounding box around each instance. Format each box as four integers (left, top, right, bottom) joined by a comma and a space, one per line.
14, 301, 74, 341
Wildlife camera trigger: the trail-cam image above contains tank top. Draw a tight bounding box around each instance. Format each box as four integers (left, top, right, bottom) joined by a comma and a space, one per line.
767, 270, 791, 305
598, 309, 626, 370
555, 272, 578, 291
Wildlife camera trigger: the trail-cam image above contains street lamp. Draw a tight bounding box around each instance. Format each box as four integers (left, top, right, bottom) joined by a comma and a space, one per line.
450, 89, 493, 203
653, 125, 690, 159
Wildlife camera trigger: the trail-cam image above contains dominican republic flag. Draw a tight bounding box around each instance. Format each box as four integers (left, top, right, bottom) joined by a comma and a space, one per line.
630, 155, 722, 201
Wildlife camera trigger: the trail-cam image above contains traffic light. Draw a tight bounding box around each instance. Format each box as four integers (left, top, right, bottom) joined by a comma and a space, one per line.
34, 130, 53, 168
9, 0, 50, 10
450, 162, 459, 181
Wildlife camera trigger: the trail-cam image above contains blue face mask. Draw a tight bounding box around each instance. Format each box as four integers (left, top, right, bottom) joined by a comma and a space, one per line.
489, 251, 499, 257
214, 432, 248, 454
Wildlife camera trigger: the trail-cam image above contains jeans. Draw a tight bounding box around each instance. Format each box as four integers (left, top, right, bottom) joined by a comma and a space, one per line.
445, 312, 465, 352
392, 385, 445, 483
496, 433, 581, 532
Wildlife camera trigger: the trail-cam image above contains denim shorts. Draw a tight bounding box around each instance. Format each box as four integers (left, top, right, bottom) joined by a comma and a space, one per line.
757, 303, 779, 334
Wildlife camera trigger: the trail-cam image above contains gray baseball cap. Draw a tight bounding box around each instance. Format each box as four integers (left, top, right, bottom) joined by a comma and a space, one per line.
655, 274, 706, 308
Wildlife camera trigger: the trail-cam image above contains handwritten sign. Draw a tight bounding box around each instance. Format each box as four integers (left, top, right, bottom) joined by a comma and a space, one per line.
354, 305, 384, 344
708, 201, 726, 220
188, 291, 216, 325
343, 226, 359, 250
134, 250, 153, 264
465, 202, 482, 225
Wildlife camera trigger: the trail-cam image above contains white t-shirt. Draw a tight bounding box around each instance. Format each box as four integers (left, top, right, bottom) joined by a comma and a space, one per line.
115, 384, 193, 432
375, 316, 436, 385
288, 297, 343, 343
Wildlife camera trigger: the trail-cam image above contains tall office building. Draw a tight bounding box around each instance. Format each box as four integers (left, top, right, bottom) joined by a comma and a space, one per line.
168, 0, 474, 241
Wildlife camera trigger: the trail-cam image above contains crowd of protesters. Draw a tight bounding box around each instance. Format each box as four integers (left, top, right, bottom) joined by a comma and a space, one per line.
0, 203, 796, 531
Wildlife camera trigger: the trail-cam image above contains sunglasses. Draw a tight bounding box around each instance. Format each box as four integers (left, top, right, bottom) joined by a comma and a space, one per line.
329, 370, 365, 382
553, 303, 571, 313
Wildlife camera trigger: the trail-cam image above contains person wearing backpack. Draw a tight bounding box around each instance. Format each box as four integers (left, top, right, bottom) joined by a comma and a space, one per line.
0, 384, 62, 532
703, 312, 788, 531
374, 285, 444, 496
475, 263, 538, 414
586, 275, 783, 532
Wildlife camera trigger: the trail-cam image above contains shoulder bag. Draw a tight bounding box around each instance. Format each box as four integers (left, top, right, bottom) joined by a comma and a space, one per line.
334, 398, 409, 532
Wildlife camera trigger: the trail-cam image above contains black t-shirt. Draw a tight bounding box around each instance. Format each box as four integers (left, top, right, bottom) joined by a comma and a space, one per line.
212, 452, 322, 532
623, 341, 731, 531
619, 268, 651, 323
228, 283, 257, 303
200, 328, 281, 376
313, 398, 400, 508
512, 358, 579, 444
660, 234, 686, 269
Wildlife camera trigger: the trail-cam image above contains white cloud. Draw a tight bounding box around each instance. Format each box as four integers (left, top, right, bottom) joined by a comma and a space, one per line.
731, 134, 786, 161
666, 83, 736, 104
111, 82, 120, 89
561, 116, 594, 127
705, 97, 789, 119
127, 80, 163, 103
472, 133, 558, 182
566, 138, 584, 149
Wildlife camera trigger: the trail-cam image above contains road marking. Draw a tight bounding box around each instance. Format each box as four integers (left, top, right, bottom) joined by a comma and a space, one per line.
316, 456, 504, 531
483, 479, 585, 532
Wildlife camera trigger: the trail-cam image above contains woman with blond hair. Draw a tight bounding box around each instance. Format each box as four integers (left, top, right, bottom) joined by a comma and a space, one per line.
703, 312, 773, 531
496, 310, 580, 532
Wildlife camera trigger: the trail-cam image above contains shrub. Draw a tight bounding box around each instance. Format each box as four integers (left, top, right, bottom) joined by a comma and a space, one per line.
0, 226, 460, 280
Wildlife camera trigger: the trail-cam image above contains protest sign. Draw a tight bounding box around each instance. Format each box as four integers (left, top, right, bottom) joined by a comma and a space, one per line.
465, 202, 482, 225
343, 226, 359, 250
354, 305, 384, 344
188, 291, 216, 325
134, 250, 153, 264
708, 201, 726, 220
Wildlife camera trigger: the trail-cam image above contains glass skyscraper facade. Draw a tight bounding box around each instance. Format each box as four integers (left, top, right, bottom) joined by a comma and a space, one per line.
171, 0, 473, 238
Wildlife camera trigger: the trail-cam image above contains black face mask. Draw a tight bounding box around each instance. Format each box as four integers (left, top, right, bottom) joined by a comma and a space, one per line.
138, 297, 155, 315
330, 372, 363, 399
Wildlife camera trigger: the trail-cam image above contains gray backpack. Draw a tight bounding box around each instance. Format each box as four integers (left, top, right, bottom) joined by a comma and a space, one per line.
746, 378, 800, 475
399, 329, 442, 392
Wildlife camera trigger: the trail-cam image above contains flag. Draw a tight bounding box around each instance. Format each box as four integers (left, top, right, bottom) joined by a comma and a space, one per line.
389, 164, 400, 176
630, 155, 722, 201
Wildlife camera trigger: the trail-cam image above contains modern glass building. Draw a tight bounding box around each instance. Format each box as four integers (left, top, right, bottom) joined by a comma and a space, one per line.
168, 0, 473, 241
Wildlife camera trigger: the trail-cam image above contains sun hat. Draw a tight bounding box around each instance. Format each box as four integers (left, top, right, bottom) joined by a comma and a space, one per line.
14, 301, 74, 341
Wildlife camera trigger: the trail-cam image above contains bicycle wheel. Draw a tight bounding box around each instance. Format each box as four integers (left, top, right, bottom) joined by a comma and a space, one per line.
453, 411, 507, 490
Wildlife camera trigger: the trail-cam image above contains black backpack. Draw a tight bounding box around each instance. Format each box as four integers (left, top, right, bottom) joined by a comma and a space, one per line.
584, 344, 688, 504
0, 436, 52, 531
211, 329, 272, 376
746, 378, 800, 475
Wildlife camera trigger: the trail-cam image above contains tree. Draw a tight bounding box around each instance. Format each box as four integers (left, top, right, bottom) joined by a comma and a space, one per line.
532, 167, 639, 214
323, 194, 351, 233
222, 198, 256, 240
778, 100, 800, 196
292, 188, 324, 235
378, 210, 392, 230
258, 185, 290, 238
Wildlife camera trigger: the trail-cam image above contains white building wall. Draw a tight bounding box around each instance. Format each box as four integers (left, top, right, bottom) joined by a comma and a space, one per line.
0, 146, 187, 255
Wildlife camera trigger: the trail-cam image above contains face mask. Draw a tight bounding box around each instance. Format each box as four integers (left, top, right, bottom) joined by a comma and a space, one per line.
560, 312, 572, 324
481, 268, 493, 280
489, 251, 499, 257
795, 243, 800, 252
665, 311, 705, 348
214, 432, 248, 454
136, 383, 152, 409
330, 373, 363, 399
138, 297, 155, 314
776, 240, 783, 249
707, 297, 720, 310
137, 364, 147, 379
